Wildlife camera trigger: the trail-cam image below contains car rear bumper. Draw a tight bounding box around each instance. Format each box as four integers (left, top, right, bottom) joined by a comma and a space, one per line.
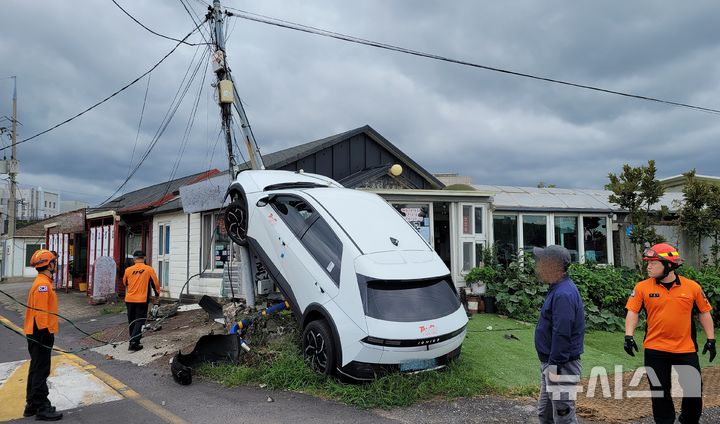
337, 329, 465, 381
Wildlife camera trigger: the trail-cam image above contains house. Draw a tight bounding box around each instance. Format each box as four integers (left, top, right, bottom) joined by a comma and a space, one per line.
659, 174, 720, 193
152, 125, 494, 299
1, 219, 46, 279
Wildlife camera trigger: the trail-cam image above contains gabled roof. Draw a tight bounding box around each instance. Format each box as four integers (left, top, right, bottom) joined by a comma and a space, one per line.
239, 125, 444, 189
93, 169, 221, 215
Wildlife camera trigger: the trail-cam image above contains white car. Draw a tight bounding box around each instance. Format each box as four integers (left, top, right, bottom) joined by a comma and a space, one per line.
224, 170, 467, 380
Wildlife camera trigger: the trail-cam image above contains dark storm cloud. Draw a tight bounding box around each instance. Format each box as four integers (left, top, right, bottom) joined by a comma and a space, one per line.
1, 0, 720, 205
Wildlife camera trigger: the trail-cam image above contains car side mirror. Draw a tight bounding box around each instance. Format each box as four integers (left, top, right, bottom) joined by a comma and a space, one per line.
256, 197, 270, 207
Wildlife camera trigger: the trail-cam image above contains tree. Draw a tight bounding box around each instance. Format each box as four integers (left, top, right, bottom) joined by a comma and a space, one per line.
605, 160, 666, 267
678, 170, 713, 266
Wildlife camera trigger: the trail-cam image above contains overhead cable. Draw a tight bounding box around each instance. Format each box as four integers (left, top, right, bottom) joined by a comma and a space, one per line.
110, 0, 207, 46
225, 8, 720, 116
2, 22, 206, 153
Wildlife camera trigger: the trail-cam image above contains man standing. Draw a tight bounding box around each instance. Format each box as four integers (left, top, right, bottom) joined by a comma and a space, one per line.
624, 243, 715, 424
24, 249, 63, 421
122, 250, 160, 351
534, 245, 585, 424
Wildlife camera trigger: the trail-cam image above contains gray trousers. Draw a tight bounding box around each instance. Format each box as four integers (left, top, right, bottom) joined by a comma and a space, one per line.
538, 359, 582, 424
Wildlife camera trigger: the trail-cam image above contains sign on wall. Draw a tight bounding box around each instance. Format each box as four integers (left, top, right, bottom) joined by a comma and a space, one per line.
393, 204, 431, 243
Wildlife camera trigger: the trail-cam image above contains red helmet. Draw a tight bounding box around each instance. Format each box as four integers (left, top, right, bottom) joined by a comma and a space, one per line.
643, 243, 683, 265
29, 249, 56, 269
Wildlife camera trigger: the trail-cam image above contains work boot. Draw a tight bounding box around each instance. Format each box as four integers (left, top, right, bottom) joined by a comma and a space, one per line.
128, 343, 144, 352
23, 403, 56, 417
35, 406, 62, 421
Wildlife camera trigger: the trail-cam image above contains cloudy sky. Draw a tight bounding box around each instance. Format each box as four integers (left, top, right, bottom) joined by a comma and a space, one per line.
1, 1, 720, 205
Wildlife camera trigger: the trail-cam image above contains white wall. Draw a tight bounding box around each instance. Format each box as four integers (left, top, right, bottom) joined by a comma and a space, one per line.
2, 237, 45, 278
152, 211, 223, 299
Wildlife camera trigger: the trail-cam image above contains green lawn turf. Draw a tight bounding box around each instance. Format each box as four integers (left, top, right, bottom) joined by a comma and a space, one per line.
464, 314, 716, 389
198, 313, 717, 408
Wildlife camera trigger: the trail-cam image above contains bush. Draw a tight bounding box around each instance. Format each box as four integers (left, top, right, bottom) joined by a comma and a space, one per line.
679, 265, 720, 323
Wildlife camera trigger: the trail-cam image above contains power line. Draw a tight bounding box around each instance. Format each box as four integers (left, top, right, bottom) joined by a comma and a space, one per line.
225, 8, 720, 116
110, 0, 207, 46
99, 45, 210, 205
127, 73, 152, 177
3, 24, 205, 153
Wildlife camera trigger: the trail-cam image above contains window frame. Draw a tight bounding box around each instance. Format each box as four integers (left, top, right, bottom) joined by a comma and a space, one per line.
270, 194, 319, 239
300, 216, 343, 286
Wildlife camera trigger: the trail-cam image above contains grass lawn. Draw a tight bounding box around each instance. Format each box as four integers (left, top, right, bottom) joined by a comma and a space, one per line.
197, 313, 717, 408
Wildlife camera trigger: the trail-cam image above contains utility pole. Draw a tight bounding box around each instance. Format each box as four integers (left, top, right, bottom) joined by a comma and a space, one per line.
8, 76, 17, 241
208, 0, 265, 178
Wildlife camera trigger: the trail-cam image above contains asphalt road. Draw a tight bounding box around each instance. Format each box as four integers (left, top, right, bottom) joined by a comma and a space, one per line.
0, 304, 398, 424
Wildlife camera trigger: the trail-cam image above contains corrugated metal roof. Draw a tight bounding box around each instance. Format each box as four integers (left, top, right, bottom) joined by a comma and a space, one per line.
472, 184, 684, 213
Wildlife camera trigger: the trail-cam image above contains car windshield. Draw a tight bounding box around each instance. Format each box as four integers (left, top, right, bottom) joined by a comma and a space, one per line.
359, 276, 460, 322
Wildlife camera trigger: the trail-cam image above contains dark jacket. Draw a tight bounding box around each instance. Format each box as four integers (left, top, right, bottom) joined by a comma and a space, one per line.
535, 276, 585, 365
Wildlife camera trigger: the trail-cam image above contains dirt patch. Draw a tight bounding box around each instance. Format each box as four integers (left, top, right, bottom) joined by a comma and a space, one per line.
577, 366, 720, 423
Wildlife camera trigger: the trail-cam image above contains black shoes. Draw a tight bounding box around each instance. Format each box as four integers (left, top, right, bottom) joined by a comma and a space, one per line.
128, 343, 144, 352
24, 403, 62, 420
35, 407, 63, 421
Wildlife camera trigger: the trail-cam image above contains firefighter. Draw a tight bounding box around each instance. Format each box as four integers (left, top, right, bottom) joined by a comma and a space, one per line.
24, 249, 63, 421
624, 243, 715, 424
122, 250, 160, 351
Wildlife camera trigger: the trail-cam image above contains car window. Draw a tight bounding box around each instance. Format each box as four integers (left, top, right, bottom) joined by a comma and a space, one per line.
301, 217, 342, 286
271, 195, 317, 237
360, 276, 460, 322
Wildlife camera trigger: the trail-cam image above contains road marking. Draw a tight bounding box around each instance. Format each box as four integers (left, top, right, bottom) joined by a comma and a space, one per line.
0, 314, 188, 424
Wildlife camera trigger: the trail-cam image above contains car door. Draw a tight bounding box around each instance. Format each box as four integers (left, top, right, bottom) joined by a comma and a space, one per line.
266, 194, 327, 311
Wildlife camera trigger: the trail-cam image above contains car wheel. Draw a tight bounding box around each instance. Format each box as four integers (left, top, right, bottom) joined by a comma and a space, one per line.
302, 320, 336, 376
225, 199, 248, 246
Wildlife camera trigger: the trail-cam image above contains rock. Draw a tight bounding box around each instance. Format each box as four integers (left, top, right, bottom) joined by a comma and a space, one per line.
266, 396, 274, 403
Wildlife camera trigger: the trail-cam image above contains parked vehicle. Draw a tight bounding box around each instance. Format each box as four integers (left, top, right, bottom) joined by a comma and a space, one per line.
224, 170, 467, 380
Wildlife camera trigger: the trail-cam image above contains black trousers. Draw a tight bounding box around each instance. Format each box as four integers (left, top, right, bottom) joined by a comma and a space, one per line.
126, 302, 148, 346
644, 348, 702, 424
26, 324, 54, 408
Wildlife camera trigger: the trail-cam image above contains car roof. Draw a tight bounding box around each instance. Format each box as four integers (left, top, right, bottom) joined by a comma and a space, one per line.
303, 188, 432, 255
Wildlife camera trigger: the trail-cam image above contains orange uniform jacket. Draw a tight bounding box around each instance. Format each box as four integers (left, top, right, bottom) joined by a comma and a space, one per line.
626, 275, 713, 353
24, 274, 59, 335
123, 263, 160, 304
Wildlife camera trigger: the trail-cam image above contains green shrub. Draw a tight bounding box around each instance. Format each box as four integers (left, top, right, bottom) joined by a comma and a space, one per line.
679, 265, 720, 322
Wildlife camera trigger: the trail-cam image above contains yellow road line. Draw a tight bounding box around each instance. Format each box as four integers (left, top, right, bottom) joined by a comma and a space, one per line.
0, 314, 188, 424
0, 360, 30, 421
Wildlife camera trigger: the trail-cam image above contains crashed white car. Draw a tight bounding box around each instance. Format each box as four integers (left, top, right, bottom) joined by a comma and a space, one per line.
224, 170, 467, 380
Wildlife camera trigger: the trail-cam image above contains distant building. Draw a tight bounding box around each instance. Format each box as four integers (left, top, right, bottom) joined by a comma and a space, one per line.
60, 200, 89, 213
0, 186, 60, 222
659, 174, 720, 193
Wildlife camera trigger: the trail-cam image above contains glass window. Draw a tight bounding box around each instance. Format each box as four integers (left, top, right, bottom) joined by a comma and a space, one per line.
301, 218, 342, 285
158, 261, 165, 287
159, 225, 164, 255
493, 214, 518, 265
202, 213, 231, 270
554, 216, 579, 262
164, 224, 170, 255
272, 195, 317, 237
583, 216, 608, 263
25, 244, 42, 267
462, 241, 473, 271
393, 204, 431, 243
475, 242, 484, 268
362, 277, 460, 322
523, 215, 547, 254
474, 207, 483, 235
462, 205, 472, 234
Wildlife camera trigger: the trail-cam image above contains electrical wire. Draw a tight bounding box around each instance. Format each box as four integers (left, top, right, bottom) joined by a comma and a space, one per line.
110, 0, 207, 46
159, 48, 211, 200
127, 73, 152, 178
99, 42, 209, 205
225, 7, 720, 116
179, 0, 213, 46
2, 23, 205, 153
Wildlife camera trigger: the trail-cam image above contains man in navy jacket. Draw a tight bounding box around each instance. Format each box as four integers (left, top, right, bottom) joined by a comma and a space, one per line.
534, 245, 585, 424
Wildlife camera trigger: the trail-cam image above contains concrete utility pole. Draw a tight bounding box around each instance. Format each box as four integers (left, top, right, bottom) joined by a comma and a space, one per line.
209, 0, 265, 178
8, 76, 18, 241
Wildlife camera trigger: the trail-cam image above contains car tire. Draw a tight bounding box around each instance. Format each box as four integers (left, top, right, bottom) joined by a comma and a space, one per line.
302, 319, 336, 376
225, 199, 248, 246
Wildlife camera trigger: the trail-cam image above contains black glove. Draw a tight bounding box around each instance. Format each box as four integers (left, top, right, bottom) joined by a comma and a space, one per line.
703, 339, 716, 362
624, 335, 639, 357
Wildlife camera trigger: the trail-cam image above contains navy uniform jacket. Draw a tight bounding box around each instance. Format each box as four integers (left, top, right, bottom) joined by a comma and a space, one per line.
535, 276, 585, 365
